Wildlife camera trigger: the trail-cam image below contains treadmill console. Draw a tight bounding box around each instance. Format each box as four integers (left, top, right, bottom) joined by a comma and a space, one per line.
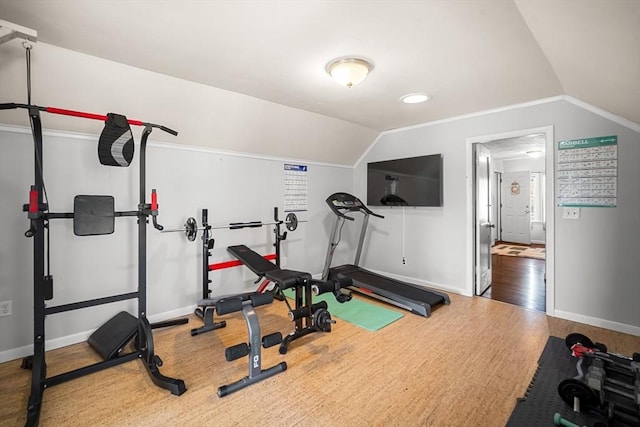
325, 192, 383, 219
327, 192, 364, 210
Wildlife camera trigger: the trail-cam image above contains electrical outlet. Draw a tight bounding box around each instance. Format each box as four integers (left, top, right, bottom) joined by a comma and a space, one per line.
0, 300, 12, 317
562, 207, 581, 220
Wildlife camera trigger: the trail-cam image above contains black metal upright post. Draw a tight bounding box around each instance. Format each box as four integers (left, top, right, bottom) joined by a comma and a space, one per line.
135, 126, 186, 395
25, 107, 46, 427
274, 207, 281, 268
202, 208, 211, 300
137, 126, 151, 358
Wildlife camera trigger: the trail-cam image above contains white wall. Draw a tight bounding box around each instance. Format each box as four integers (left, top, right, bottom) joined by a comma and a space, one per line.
0, 41, 364, 361
0, 125, 354, 361
355, 99, 640, 335
500, 157, 544, 172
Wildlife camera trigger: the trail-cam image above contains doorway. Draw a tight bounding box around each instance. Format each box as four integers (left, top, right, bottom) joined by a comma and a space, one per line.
467, 126, 555, 315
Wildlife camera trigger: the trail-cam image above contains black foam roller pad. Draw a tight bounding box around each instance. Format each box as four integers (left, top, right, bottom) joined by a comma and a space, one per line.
225, 343, 249, 361
216, 297, 244, 315
311, 280, 337, 295
98, 113, 134, 167
262, 332, 282, 348
250, 292, 273, 307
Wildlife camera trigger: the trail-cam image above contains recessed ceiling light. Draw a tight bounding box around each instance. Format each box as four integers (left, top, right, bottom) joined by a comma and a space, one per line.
400, 93, 430, 104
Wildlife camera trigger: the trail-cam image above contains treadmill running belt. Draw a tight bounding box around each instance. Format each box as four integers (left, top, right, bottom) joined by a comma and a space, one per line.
329, 264, 449, 318
345, 268, 446, 306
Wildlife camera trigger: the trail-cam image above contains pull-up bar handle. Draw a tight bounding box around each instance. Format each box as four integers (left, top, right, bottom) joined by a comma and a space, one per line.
0, 103, 178, 136
158, 125, 178, 136
46, 106, 143, 125
0, 102, 19, 110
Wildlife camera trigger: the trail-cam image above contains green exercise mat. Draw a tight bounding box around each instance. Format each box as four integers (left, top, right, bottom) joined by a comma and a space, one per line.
282, 289, 403, 331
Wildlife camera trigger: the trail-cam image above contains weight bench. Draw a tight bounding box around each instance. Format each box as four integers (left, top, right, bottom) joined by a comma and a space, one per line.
193, 290, 285, 396
215, 292, 287, 397
227, 245, 351, 354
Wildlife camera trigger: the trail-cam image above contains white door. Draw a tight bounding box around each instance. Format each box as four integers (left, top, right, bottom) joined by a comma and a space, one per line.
475, 144, 493, 295
501, 171, 531, 244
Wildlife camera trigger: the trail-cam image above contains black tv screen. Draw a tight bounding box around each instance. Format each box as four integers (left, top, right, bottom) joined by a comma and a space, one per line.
367, 154, 443, 207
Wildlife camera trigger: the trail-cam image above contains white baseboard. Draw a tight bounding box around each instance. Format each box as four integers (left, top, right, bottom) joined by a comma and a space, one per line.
554, 310, 640, 337
362, 268, 465, 296
0, 330, 92, 364
531, 240, 546, 245
0, 305, 196, 363
313, 269, 465, 297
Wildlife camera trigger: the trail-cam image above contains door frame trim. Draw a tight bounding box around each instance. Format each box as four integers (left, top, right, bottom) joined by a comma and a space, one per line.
465, 126, 555, 316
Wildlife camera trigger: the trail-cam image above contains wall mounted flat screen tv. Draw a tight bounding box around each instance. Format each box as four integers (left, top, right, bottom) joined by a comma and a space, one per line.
367, 154, 443, 207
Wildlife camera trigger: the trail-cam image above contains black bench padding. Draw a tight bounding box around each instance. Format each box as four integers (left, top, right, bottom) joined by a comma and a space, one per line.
227, 245, 310, 290
264, 269, 310, 290
88, 311, 137, 360
227, 245, 279, 276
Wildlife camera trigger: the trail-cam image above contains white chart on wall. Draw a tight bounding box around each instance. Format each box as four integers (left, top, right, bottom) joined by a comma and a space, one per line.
557, 135, 617, 207
284, 163, 308, 212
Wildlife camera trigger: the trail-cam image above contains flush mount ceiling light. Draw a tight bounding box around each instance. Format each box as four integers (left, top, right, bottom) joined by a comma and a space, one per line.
400, 93, 430, 104
326, 57, 373, 88
526, 150, 545, 158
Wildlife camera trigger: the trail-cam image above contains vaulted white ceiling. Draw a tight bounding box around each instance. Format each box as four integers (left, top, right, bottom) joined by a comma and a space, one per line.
1, 1, 638, 141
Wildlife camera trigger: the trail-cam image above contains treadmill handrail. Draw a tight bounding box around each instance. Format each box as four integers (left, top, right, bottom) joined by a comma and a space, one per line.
325, 192, 384, 220
337, 211, 355, 221
369, 210, 385, 219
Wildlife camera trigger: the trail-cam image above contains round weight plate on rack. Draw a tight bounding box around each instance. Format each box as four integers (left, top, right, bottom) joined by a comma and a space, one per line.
557, 379, 598, 409
313, 308, 333, 332
185, 217, 198, 241
565, 333, 595, 350
285, 213, 298, 231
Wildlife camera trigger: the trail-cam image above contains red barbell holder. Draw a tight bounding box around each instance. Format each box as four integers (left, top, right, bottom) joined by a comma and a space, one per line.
209, 254, 277, 271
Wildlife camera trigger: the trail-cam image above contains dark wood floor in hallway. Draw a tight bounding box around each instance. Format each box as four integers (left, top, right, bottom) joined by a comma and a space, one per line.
481, 250, 546, 312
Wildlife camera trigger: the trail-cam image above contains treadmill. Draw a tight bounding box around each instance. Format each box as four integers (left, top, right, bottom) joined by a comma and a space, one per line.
321, 192, 450, 317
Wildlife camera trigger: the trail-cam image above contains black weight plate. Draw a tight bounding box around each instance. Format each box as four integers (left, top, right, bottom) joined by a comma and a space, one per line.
313, 308, 332, 332
285, 213, 298, 231
565, 333, 595, 350
557, 379, 597, 409
185, 217, 198, 242
593, 342, 608, 353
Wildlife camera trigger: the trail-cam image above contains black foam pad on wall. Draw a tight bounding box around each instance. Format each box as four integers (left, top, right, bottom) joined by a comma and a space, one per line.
73, 195, 115, 236
98, 113, 134, 167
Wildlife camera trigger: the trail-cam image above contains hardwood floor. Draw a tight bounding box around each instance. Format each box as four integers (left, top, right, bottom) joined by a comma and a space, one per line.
480, 243, 546, 312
